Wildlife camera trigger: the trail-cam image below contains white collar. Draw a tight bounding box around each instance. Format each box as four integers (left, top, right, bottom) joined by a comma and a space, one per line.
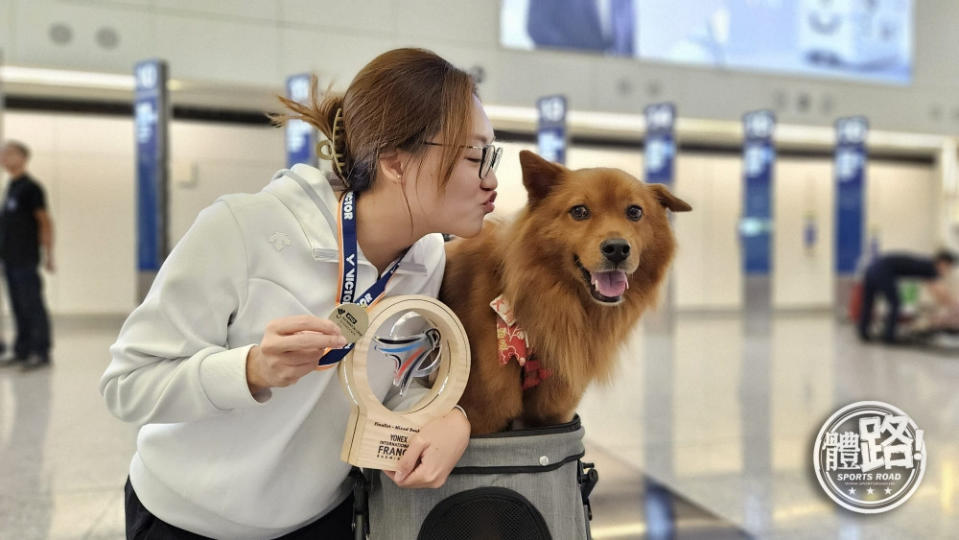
267, 164, 428, 275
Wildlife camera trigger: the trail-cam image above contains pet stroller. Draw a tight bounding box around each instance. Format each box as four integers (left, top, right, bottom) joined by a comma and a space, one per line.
350, 415, 599, 540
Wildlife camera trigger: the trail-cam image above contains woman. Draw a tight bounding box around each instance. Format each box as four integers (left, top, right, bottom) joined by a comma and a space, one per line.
101, 48, 501, 539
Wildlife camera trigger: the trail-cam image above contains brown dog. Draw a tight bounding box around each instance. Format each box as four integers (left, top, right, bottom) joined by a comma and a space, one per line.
441, 150, 691, 435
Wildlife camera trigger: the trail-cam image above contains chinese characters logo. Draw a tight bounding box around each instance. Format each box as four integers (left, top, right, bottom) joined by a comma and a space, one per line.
813, 401, 926, 513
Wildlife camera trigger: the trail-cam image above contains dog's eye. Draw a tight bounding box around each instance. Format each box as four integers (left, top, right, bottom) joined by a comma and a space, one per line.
569, 205, 591, 220
626, 205, 644, 221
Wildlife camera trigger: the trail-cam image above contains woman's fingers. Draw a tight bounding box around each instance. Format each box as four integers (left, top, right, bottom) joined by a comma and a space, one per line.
387, 410, 472, 488
394, 462, 442, 488
268, 315, 343, 337
248, 315, 350, 391
266, 331, 346, 353
393, 436, 429, 484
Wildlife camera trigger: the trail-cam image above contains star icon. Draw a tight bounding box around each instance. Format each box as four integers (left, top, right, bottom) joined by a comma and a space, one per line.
848, 488, 856, 495
884, 487, 893, 495
867, 488, 874, 495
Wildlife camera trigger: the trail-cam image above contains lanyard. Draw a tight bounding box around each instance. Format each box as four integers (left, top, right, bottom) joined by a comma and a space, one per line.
318, 191, 408, 367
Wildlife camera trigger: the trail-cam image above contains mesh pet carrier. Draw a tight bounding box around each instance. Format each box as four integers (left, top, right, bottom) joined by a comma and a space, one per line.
352, 415, 599, 540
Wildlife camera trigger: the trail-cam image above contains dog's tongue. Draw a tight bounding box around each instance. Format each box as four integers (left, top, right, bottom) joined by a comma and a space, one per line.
591, 270, 628, 297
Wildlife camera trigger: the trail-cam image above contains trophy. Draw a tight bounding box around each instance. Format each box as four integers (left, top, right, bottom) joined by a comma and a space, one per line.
336, 295, 470, 471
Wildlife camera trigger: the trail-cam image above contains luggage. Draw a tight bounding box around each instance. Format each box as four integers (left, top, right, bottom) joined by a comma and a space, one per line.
849, 280, 863, 321
352, 415, 598, 540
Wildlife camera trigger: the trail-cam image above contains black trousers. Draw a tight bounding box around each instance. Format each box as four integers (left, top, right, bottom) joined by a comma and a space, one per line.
858, 267, 900, 342
4, 264, 50, 358
125, 478, 354, 539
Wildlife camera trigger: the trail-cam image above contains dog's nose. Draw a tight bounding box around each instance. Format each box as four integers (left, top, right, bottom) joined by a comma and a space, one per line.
601, 238, 630, 264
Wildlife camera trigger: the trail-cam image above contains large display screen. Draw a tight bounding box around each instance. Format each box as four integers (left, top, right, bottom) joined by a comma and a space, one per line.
501, 0, 912, 85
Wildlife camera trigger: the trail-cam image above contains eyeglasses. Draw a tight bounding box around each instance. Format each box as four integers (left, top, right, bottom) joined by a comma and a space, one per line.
424, 141, 503, 180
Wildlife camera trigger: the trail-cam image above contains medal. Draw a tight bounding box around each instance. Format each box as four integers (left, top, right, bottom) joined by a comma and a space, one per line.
329, 302, 369, 344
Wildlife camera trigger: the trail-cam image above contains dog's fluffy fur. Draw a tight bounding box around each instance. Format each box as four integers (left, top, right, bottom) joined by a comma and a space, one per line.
441, 151, 691, 435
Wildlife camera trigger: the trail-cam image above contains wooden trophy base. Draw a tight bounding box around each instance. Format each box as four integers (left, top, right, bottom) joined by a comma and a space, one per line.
338, 295, 470, 471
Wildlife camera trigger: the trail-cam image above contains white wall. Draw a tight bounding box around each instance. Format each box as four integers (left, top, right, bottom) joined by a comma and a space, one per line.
673, 154, 744, 310
867, 161, 937, 255
490, 141, 536, 217
492, 142, 651, 215
168, 121, 283, 242
493, 144, 939, 311
495, 144, 742, 311
3, 0, 959, 135
772, 158, 938, 309
2, 112, 135, 315
1, 111, 283, 314
773, 159, 835, 308
671, 154, 937, 311
0, 111, 939, 315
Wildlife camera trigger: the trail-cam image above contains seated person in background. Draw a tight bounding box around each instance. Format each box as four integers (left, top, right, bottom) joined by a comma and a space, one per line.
858, 250, 958, 343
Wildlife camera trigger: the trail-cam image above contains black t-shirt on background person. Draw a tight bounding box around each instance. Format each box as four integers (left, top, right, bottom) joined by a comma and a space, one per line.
0, 174, 46, 267
871, 254, 939, 281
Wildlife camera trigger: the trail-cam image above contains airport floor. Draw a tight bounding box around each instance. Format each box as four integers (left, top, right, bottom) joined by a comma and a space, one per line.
1, 310, 957, 539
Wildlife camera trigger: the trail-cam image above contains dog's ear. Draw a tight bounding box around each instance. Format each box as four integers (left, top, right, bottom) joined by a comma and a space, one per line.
647, 184, 692, 212
520, 150, 566, 205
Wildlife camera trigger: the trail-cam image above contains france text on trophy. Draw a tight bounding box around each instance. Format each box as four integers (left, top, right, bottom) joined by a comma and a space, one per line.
337, 295, 470, 471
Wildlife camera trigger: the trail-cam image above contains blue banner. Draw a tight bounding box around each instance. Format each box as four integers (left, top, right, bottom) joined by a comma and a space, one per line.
834, 116, 868, 275
536, 95, 567, 165
644, 103, 676, 185
134, 59, 169, 273
285, 73, 317, 168
741, 110, 776, 275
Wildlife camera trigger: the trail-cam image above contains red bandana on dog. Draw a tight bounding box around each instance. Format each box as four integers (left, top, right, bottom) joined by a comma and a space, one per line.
490, 295, 552, 390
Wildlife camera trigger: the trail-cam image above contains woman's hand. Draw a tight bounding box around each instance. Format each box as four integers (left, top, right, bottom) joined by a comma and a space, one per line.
385, 408, 471, 489
246, 315, 346, 395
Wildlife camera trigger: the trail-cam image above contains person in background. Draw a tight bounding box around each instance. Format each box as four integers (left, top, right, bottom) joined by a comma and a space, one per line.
527, 0, 636, 56
0, 140, 54, 370
858, 250, 957, 344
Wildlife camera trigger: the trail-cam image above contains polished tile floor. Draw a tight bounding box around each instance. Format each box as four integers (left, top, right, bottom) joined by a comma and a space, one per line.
579, 308, 959, 539
0, 317, 132, 539
1, 311, 957, 539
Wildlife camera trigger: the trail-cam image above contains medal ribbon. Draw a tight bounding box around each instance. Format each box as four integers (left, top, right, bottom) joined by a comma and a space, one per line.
318, 191, 408, 367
